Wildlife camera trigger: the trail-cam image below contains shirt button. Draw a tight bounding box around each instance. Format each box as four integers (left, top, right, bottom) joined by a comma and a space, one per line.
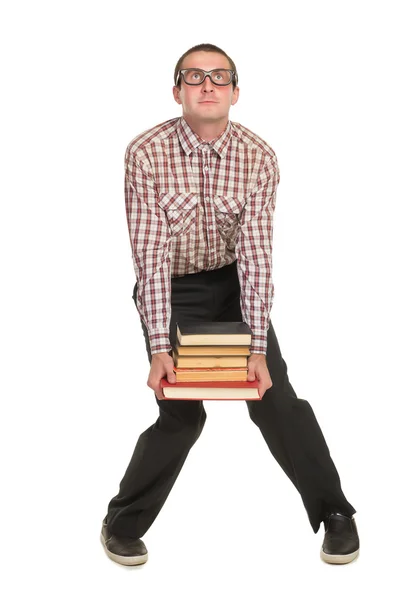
204, 166, 209, 171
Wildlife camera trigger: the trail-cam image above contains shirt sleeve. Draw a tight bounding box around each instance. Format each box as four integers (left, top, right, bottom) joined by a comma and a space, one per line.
125, 147, 172, 355
235, 153, 280, 355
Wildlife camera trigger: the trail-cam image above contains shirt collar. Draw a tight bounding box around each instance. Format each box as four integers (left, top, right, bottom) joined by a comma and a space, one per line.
177, 116, 232, 159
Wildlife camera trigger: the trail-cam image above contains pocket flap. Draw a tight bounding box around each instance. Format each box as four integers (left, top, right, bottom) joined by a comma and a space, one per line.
213, 195, 245, 214
158, 192, 199, 211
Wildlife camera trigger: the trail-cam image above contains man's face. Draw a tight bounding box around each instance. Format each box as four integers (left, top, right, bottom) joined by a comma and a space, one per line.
173, 51, 239, 124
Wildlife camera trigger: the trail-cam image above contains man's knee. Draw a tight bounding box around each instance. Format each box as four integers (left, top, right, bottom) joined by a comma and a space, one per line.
247, 386, 290, 426
158, 403, 207, 443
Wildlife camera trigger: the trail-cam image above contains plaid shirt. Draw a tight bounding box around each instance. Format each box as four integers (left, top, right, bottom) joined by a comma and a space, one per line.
125, 116, 280, 355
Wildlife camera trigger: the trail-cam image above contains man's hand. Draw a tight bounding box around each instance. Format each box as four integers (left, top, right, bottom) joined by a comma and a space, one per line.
147, 352, 176, 400
247, 353, 273, 399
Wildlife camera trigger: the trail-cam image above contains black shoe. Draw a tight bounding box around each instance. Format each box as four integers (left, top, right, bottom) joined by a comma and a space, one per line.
320, 512, 360, 564
100, 518, 148, 566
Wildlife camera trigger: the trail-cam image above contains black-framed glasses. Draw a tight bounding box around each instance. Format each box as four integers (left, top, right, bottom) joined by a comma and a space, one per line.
175, 68, 238, 87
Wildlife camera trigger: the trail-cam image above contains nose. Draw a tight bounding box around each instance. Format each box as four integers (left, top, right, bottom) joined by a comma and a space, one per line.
200, 74, 215, 91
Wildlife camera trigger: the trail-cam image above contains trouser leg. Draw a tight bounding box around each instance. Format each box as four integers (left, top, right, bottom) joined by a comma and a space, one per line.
246, 322, 356, 533
215, 262, 356, 534
106, 281, 208, 539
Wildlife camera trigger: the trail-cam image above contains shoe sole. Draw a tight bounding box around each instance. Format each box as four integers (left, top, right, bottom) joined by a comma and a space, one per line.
100, 532, 148, 566
320, 548, 359, 564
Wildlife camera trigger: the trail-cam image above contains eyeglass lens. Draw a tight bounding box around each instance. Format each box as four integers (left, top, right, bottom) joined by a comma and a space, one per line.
182, 69, 233, 85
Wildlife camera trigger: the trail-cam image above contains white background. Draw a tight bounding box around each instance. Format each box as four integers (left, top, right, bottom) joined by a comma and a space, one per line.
1, 0, 399, 597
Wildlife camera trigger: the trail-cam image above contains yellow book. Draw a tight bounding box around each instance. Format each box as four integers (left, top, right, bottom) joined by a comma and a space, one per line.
173, 349, 248, 368
173, 367, 248, 383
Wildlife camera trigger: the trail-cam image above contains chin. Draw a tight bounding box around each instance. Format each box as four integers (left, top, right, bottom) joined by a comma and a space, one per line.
196, 109, 224, 119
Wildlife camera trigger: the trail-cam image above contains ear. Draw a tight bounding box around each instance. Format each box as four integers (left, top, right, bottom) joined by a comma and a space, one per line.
231, 86, 240, 106
173, 86, 182, 105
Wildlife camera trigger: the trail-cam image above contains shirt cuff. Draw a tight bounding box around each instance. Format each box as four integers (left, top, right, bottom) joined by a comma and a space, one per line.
249, 331, 268, 355
148, 331, 172, 355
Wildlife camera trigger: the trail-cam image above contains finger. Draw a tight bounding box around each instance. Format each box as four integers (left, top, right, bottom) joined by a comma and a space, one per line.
258, 386, 266, 399
154, 385, 164, 400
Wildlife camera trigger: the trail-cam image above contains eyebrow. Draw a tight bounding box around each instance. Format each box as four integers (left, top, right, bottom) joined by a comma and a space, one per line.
182, 67, 230, 70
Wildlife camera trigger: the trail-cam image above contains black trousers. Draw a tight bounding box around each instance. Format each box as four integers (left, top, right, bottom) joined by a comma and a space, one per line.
106, 260, 356, 537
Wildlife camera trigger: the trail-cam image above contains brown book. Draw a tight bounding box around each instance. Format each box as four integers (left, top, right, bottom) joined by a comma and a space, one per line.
174, 345, 251, 356
176, 321, 252, 346
160, 378, 260, 400
172, 349, 248, 369
173, 366, 248, 382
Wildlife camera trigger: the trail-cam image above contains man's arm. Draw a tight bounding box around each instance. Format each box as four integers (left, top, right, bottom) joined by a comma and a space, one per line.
125, 147, 172, 355
236, 153, 280, 356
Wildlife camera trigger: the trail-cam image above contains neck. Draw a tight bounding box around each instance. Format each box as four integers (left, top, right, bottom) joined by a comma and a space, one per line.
182, 115, 229, 142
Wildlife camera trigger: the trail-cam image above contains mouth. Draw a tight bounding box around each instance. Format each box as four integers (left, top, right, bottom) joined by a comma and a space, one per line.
199, 101, 217, 104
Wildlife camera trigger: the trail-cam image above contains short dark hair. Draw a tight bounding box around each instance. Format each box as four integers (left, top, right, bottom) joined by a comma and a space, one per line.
174, 43, 238, 90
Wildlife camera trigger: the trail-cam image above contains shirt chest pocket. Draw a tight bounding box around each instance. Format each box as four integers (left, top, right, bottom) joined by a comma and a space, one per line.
158, 192, 199, 237
212, 196, 245, 236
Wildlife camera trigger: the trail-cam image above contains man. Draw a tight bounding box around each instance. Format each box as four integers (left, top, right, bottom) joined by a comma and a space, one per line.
101, 43, 359, 566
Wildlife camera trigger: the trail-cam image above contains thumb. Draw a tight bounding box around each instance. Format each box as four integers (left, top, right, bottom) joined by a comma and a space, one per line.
168, 369, 176, 384
247, 367, 256, 381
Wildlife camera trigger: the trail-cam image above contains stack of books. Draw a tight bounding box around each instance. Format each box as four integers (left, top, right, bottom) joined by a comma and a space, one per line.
160, 321, 261, 401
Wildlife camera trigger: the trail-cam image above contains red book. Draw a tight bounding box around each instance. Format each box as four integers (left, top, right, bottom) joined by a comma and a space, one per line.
160, 378, 261, 401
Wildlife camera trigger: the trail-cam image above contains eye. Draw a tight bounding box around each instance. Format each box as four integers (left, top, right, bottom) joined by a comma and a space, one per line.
185, 69, 203, 81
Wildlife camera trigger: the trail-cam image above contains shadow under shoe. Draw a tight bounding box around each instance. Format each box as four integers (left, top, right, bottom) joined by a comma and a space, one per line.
100, 518, 148, 566
320, 512, 360, 565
